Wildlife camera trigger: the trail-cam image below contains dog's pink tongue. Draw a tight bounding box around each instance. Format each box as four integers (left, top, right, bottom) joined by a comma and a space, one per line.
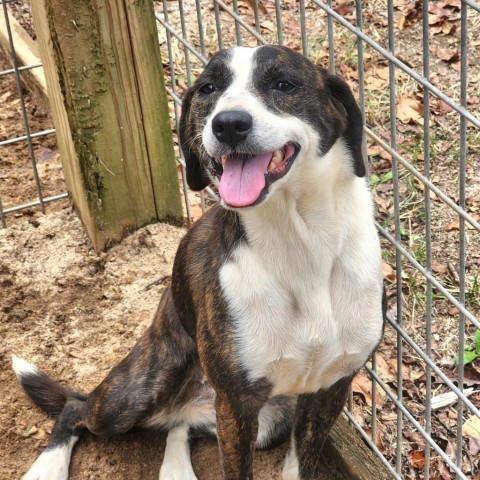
219, 152, 273, 207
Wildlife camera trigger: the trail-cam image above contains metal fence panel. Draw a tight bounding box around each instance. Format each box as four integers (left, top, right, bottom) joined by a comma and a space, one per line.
154, 1, 479, 479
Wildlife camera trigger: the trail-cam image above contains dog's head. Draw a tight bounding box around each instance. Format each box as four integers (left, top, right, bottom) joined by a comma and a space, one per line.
179, 45, 365, 208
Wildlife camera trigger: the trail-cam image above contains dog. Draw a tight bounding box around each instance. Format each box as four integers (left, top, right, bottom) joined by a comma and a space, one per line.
13, 45, 385, 480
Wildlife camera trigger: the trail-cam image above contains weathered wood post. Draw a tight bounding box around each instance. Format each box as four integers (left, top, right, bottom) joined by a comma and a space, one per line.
30, 0, 183, 251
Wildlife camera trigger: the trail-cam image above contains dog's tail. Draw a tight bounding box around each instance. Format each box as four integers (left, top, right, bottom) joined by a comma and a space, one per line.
12, 355, 87, 418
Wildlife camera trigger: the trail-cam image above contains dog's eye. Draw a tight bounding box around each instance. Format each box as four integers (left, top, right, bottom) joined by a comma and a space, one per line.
275, 81, 296, 92
199, 83, 216, 95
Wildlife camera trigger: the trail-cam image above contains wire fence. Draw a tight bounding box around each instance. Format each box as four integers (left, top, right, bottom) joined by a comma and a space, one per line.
1, 1, 480, 479
155, 4, 480, 478
0, 0, 67, 227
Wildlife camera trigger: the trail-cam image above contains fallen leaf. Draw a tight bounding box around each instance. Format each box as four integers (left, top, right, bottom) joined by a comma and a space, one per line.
243, 0, 268, 14
404, 430, 427, 448
463, 415, 480, 439
435, 100, 454, 115
437, 459, 452, 480
448, 306, 459, 316
432, 260, 448, 274
64, 347, 84, 359
445, 440, 456, 461
431, 45, 460, 63
352, 371, 386, 407
408, 449, 425, 469
468, 436, 480, 456
445, 214, 480, 231
397, 97, 424, 125
333, 2, 354, 17
364, 426, 387, 453
25, 426, 38, 437
375, 66, 390, 81
374, 195, 391, 215
31, 428, 47, 440
443, 0, 461, 10
260, 20, 274, 32
374, 353, 396, 382
431, 388, 474, 410
382, 261, 396, 282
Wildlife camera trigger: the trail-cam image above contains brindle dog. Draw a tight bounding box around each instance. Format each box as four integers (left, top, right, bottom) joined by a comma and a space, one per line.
14, 45, 385, 480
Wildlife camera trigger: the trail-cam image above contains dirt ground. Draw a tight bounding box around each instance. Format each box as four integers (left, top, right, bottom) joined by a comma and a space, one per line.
0, 209, 294, 479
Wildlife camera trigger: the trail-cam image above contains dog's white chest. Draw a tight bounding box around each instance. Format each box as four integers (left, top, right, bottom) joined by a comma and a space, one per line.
219, 206, 383, 396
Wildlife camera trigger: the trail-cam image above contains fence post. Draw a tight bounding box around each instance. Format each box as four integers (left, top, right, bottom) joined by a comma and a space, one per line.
30, 0, 183, 252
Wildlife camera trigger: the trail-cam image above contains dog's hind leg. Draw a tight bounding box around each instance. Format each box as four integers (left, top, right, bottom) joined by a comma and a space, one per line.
83, 288, 197, 438
13, 287, 197, 479
12, 357, 86, 480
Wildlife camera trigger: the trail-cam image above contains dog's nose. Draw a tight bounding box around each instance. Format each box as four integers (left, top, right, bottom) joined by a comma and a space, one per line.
212, 110, 253, 148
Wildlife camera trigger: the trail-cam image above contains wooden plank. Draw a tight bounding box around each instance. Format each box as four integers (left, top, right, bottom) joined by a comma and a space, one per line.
30, 0, 182, 251
0, 9, 49, 111
327, 416, 393, 479
125, 0, 183, 224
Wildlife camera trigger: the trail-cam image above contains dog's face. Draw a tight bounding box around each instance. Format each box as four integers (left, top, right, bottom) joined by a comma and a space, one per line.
180, 45, 364, 208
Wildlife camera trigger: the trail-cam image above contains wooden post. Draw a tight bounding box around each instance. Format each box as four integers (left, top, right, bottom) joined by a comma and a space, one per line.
30, 0, 183, 252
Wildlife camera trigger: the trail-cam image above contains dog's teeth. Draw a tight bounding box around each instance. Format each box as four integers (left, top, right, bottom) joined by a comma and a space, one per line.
221, 155, 227, 167
266, 149, 285, 173
272, 149, 284, 164
267, 160, 276, 173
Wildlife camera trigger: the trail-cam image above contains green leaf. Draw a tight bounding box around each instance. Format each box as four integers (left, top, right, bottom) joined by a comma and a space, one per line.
455, 350, 478, 366
381, 171, 393, 183
475, 329, 480, 354
370, 174, 380, 186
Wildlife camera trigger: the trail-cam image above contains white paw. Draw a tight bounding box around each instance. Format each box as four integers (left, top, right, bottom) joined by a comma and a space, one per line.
282, 445, 299, 480
159, 462, 198, 480
21, 449, 69, 480
159, 425, 197, 480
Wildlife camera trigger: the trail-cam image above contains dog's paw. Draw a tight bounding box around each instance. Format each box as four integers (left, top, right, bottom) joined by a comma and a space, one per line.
282, 446, 300, 480
159, 462, 198, 480
21, 448, 70, 480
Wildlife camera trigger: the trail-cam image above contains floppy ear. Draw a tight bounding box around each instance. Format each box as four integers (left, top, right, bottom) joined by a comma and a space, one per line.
179, 87, 211, 191
326, 75, 366, 177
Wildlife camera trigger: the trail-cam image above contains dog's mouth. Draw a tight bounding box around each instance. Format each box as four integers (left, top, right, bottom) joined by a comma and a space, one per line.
212, 143, 299, 208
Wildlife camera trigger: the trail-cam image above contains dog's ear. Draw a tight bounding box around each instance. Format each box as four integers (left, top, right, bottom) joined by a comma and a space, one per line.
326, 75, 366, 177
179, 87, 211, 191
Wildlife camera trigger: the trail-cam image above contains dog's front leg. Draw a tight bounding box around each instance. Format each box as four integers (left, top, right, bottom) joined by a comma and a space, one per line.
283, 375, 352, 480
215, 393, 261, 480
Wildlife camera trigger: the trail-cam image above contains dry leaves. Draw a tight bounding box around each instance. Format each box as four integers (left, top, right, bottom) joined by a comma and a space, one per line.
394, 0, 421, 31
397, 97, 424, 125
445, 214, 480, 231
382, 261, 396, 283
432, 260, 448, 274
352, 371, 386, 407
463, 415, 480, 456
429, 1, 460, 35
430, 45, 460, 63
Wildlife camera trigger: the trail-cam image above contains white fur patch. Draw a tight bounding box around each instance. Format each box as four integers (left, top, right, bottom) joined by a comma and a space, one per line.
12, 355, 39, 379
142, 390, 216, 431
282, 442, 299, 480
21, 437, 78, 480
159, 426, 197, 480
